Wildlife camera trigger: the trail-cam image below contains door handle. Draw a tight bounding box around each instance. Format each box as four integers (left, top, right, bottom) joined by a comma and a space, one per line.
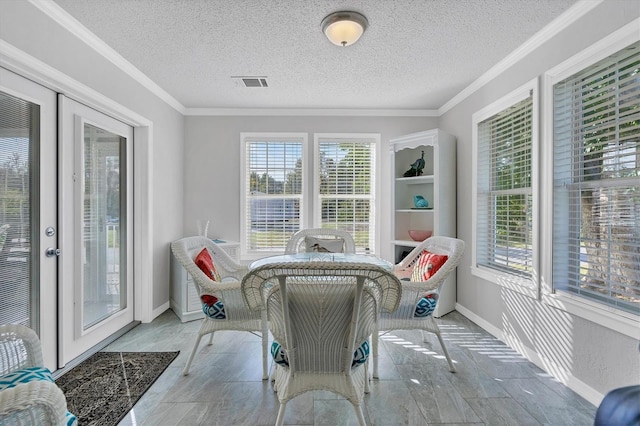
46, 247, 61, 257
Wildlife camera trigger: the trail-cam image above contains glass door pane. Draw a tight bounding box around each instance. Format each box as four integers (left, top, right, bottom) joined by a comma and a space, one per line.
82, 123, 127, 328
0, 92, 37, 328
59, 95, 133, 365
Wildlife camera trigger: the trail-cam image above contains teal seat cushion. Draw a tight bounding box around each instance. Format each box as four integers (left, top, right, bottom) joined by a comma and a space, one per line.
271, 340, 370, 369
0, 366, 54, 390
414, 293, 437, 317
202, 300, 226, 319
66, 410, 77, 426
0, 366, 77, 425
201, 294, 226, 319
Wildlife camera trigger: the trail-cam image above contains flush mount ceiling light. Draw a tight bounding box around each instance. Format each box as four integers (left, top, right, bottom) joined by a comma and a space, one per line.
321, 11, 368, 47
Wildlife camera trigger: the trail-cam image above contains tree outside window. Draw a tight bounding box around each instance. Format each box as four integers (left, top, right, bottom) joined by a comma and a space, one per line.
552, 41, 639, 314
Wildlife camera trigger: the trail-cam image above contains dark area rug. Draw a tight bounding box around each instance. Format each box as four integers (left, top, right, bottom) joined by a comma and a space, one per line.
56, 351, 179, 426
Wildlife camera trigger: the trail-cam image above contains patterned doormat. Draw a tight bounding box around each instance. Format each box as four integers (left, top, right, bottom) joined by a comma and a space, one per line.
56, 351, 179, 426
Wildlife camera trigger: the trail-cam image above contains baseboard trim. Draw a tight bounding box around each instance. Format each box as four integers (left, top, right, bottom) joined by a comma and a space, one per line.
455, 303, 603, 406
151, 302, 171, 322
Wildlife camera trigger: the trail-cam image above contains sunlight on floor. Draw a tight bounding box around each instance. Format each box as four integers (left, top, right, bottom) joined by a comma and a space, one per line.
380, 321, 532, 369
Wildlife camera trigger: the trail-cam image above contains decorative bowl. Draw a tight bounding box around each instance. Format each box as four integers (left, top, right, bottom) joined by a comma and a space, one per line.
408, 230, 432, 242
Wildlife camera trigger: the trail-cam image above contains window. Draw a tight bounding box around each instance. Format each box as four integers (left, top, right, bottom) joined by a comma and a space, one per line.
241, 132, 379, 257
241, 133, 306, 256
551, 40, 639, 315
315, 134, 378, 253
472, 79, 538, 295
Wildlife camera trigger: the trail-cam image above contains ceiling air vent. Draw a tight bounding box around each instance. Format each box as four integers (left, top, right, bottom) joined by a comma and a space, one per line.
232, 76, 268, 88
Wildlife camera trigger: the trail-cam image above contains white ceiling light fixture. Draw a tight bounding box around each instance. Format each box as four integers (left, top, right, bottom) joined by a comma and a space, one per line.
321, 11, 368, 47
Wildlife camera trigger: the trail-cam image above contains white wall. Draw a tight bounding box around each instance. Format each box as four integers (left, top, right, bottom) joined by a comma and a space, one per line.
184, 115, 436, 261
0, 1, 185, 312
439, 0, 640, 403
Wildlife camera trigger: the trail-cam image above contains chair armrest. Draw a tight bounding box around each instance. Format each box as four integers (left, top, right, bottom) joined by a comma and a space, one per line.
0, 380, 70, 426
195, 277, 243, 295
0, 324, 43, 373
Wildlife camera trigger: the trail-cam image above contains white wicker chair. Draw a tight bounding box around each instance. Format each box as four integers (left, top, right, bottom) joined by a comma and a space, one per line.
373, 236, 465, 378
242, 262, 401, 426
0, 324, 77, 426
284, 228, 356, 254
170, 236, 269, 379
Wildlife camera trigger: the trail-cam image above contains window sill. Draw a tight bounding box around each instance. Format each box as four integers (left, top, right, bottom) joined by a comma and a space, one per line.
542, 291, 640, 340
471, 265, 538, 299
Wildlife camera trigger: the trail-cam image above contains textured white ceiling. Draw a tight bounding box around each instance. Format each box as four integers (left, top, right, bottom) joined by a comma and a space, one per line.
52, 0, 578, 111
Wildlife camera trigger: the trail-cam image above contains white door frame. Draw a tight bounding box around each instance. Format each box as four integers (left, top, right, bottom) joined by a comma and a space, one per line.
58, 95, 136, 365
1, 42, 155, 327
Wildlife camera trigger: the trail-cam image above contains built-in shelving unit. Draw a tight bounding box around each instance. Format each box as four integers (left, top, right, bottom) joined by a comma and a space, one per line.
390, 129, 457, 316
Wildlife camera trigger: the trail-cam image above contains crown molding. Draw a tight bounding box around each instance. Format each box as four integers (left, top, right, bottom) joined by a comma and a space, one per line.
0, 39, 151, 127
437, 0, 604, 116
545, 17, 640, 83
185, 107, 438, 117
28, 0, 186, 114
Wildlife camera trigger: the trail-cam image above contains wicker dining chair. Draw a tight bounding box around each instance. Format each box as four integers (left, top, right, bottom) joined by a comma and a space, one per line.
0, 324, 77, 426
170, 236, 268, 379
284, 228, 356, 254
242, 262, 401, 426
373, 236, 465, 378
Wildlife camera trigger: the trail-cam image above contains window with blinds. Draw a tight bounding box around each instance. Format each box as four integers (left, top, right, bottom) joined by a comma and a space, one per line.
475, 89, 534, 281
552, 41, 639, 315
241, 133, 378, 256
316, 136, 376, 253
0, 92, 37, 327
242, 135, 304, 254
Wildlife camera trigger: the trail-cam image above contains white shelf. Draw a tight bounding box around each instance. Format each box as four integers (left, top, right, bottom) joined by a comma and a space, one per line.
389, 129, 457, 317
392, 239, 421, 247
395, 175, 434, 184
396, 209, 434, 213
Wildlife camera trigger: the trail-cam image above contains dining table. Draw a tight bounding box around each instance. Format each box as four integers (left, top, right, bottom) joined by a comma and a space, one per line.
242, 252, 400, 314
249, 252, 394, 271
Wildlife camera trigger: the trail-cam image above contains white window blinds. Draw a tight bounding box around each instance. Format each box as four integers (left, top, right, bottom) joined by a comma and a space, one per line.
476, 94, 534, 278
243, 136, 304, 253
552, 41, 640, 314
0, 91, 36, 327
316, 136, 376, 254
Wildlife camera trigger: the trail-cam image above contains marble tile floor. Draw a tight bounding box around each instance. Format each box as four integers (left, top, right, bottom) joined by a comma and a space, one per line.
104, 310, 596, 426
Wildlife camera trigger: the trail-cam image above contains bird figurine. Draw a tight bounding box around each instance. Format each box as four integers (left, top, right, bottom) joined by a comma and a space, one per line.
403, 151, 426, 177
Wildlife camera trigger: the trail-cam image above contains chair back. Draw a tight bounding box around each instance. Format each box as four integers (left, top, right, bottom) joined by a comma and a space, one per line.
171, 236, 244, 281
171, 236, 252, 320
396, 236, 465, 289
242, 263, 401, 374
0, 324, 43, 376
285, 228, 356, 254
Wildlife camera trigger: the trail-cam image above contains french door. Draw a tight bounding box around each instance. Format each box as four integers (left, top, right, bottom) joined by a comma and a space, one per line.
58, 95, 134, 365
1, 69, 136, 369
0, 68, 58, 369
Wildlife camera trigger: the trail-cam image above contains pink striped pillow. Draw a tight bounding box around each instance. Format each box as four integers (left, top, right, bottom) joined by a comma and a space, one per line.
410, 250, 448, 282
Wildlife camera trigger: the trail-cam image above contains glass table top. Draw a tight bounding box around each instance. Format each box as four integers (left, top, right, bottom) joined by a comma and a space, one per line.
249, 252, 393, 271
